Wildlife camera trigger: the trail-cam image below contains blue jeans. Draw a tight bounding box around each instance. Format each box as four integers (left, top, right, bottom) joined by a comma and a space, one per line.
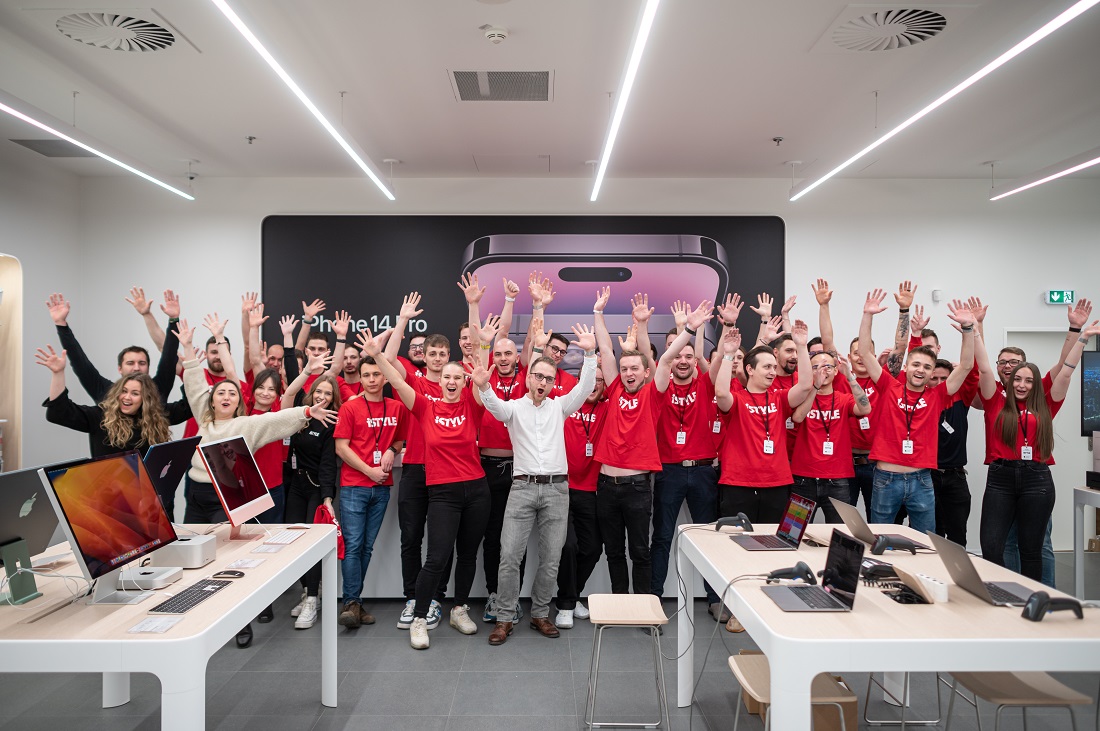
340, 485, 391, 604
870, 468, 935, 535
650, 464, 719, 603
1003, 518, 1056, 588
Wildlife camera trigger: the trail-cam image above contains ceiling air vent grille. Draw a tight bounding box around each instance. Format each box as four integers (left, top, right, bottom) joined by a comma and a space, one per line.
832, 8, 946, 51
56, 12, 175, 52
453, 71, 550, 101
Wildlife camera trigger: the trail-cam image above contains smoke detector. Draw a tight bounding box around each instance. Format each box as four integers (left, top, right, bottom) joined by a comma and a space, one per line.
479, 25, 508, 44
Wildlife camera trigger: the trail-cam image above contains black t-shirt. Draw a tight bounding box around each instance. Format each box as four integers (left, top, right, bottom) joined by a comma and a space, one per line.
289, 417, 337, 500
936, 400, 969, 469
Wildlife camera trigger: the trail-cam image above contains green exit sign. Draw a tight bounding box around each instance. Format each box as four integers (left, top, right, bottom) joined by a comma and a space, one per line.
1047, 290, 1075, 305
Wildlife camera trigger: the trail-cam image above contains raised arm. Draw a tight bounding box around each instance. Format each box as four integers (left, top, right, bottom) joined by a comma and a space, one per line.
630, 292, 654, 365
779, 295, 797, 337
976, 329, 998, 401
593, 286, 618, 384
240, 291, 258, 367
713, 328, 741, 412
943, 300, 976, 396
386, 292, 423, 366
203, 313, 239, 386
282, 350, 332, 409
792, 364, 824, 423
458, 273, 486, 351
813, 279, 837, 355
35, 345, 68, 401
327, 310, 350, 377
498, 278, 519, 340
177, 320, 214, 418
655, 300, 712, 392
709, 293, 743, 384
749, 293, 774, 346
785, 320, 814, 407
469, 316, 499, 409
151, 289, 182, 398
908, 304, 930, 352
858, 289, 888, 384
47, 292, 113, 403
125, 286, 167, 352
885, 281, 916, 376
838, 355, 871, 416
1050, 298, 1093, 382
1051, 319, 1099, 402
296, 298, 327, 352
360, 330, 416, 410
246, 301, 269, 378
521, 272, 555, 367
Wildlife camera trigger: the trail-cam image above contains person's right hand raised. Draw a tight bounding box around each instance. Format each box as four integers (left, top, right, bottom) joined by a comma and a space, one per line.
46, 293, 70, 326
34, 345, 67, 373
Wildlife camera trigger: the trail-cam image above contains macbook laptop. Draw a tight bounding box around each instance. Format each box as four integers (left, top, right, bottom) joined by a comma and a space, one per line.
143, 436, 202, 506
926, 531, 1032, 606
731, 494, 815, 551
762, 529, 865, 612
830, 497, 930, 551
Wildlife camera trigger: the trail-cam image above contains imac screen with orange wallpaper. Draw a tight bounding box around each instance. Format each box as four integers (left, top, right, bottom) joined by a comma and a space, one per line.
42, 452, 176, 580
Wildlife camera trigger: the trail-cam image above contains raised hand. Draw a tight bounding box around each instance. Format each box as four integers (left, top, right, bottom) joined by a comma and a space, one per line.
835, 354, 853, 380
631, 293, 654, 324
670, 300, 688, 330
399, 291, 424, 320
302, 298, 326, 321
894, 281, 917, 309
967, 297, 988, 324
528, 272, 555, 307
571, 323, 597, 352
1068, 298, 1093, 328
749, 293, 774, 320
160, 289, 181, 319
910, 304, 929, 337
477, 313, 501, 343
946, 299, 976, 329
241, 291, 258, 317
864, 289, 889, 316
332, 310, 351, 339
174, 318, 195, 348
1083, 319, 1100, 339
780, 295, 797, 317
721, 327, 741, 355
760, 315, 784, 344
306, 351, 333, 374
811, 360, 829, 389
791, 319, 809, 346
355, 329, 391, 358
618, 323, 638, 351
531, 317, 550, 349
308, 405, 339, 427
503, 279, 520, 300
812, 279, 833, 306
46, 293, 70, 326
125, 286, 153, 315
716, 292, 743, 325
594, 286, 611, 313
34, 345, 67, 373
687, 300, 714, 331
248, 302, 269, 329
471, 364, 492, 390
279, 315, 299, 336
457, 273, 485, 304
202, 312, 227, 339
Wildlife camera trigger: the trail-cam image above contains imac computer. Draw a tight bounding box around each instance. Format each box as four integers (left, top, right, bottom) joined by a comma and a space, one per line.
39, 451, 178, 604
0, 465, 67, 604
197, 436, 273, 540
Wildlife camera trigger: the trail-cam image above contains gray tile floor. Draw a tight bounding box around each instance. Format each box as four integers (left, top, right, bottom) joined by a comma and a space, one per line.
2, 552, 1098, 730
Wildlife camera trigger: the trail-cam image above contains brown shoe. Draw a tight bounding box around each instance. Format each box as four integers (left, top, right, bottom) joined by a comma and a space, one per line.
529, 616, 560, 638
488, 621, 513, 646
358, 605, 376, 626
725, 615, 745, 633
338, 601, 362, 629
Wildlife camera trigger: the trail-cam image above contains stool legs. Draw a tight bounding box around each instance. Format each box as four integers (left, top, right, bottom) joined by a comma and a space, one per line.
584, 623, 670, 729
863, 672, 943, 727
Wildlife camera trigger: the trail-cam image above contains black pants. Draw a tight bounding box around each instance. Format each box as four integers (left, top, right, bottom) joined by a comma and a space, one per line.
596, 475, 652, 594
398, 463, 451, 602
850, 459, 875, 518
182, 476, 228, 523
933, 467, 971, 546
792, 476, 849, 523
285, 472, 323, 597
481, 455, 522, 595
414, 478, 491, 618
980, 460, 1055, 582
556, 489, 602, 610
719, 484, 792, 524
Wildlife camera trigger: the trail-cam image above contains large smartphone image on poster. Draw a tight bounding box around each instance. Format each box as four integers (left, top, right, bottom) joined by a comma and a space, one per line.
461, 234, 729, 370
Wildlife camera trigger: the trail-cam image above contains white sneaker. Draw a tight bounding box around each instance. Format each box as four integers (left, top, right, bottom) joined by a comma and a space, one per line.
426, 599, 443, 630
574, 602, 590, 620
410, 617, 430, 650
290, 590, 307, 617
450, 604, 478, 635
397, 599, 415, 629
555, 609, 574, 629
482, 592, 498, 623
294, 596, 318, 629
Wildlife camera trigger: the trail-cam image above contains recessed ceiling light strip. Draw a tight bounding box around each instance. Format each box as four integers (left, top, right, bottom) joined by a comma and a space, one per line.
990, 146, 1100, 201
789, 0, 1100, 202
209, 0, 395, 201
590, 0, 663, 202
0, 89, 194, 201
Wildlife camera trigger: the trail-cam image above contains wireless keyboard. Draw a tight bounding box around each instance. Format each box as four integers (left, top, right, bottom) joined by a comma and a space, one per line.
148, 579, 232, 614
264, 529, 305, 546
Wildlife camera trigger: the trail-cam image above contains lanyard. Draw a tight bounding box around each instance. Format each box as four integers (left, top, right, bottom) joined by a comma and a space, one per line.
364, 398, 388, 452
750, 390, 772, 440
902, 387, 917, 440
672, 382, 691, 431
497, 370, 517, 401
815, 391, 836, 441
1019, 409, 1031, 446
580, 403, 595, 442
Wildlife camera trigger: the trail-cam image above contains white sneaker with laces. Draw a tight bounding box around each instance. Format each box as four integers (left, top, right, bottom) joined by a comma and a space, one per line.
410, 617, 430, 650
397, 599, 415, 629
426, 599, 443, 630
555, 609, 574, 629
574, 602, 590, 620
294, 596, 318, 629
450, 604, 478, 635
290, 591, 307, 617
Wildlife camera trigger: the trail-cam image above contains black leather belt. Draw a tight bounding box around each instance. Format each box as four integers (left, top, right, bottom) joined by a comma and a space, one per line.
935, 466, 968, 475
853, 455, 872, 466
481, 454, 513, 463
599, 473, 649, 485
671, 459, 712, 468
514, 474, 567, 484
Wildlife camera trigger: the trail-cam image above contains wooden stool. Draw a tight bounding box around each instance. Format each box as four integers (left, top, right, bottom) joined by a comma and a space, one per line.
728, 653, 856, 731
944, 671, 1091, 731
583, 594, 670, 729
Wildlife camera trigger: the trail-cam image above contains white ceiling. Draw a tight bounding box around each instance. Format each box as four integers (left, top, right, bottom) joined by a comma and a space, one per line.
1, 0, 1098, 196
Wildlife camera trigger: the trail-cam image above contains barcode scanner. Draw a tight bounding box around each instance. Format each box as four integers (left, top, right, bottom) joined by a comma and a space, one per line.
715, 513, 754, 532
1021, 590, 1084, 622
767, 561, 817, 585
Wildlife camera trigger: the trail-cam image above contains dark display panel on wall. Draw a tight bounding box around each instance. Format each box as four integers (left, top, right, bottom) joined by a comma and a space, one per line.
261, 216, 784, 366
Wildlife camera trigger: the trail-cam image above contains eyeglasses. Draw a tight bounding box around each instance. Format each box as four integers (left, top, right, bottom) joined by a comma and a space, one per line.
811, 364, 836, 372
996, 359, 1023, 368
408, 344, 425, 352
546, 344, 567, 356
530, 372, 556, 384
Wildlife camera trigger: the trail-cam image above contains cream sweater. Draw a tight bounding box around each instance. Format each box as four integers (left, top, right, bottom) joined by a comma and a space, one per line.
183, 359, 309, 483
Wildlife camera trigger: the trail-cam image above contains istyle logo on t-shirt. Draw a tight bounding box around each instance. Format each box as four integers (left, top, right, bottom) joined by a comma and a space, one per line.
894, 396, 930, 411
365, 416, 399, 428
434, 414, 467, 428
618, 396, 639, 410
669, 391, 697, 407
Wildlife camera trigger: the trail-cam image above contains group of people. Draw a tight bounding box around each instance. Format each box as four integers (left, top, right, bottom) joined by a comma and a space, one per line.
37, 275, 1096, 650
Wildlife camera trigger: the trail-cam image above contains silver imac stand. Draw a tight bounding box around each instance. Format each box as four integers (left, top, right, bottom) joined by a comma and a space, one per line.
90, 565, 154, 605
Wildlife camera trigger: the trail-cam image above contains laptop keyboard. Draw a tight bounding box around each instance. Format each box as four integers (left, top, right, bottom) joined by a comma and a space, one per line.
985, 583, 1026, 604
789, 585, 843, 609
751, 535, 791, 549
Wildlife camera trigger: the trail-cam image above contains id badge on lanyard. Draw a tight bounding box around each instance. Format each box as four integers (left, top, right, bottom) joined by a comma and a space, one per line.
763, 439, 774, 455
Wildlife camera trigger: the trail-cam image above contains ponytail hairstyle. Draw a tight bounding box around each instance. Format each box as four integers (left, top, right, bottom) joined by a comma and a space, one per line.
99, 374, 171, 449
995, 362, 1054, 460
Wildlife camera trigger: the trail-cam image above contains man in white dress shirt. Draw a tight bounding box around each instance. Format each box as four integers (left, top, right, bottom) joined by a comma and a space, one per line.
474, 323, 598, 645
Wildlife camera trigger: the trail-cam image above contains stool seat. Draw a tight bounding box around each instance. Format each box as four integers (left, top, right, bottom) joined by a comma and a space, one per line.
949, 672, 1091, 707
728, 655, 856, 706
588, 594, 669, 626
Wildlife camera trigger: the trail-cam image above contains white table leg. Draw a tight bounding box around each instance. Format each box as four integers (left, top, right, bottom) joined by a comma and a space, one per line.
321, 545, 337, 708
1075, 495, 1086, 599
767, 657, 814, 730
159, 670, 205, 731
101, 671, 130, 707
676, 537, 695, 708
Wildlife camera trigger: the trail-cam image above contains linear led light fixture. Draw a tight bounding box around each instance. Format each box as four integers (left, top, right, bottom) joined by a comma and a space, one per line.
789, 0, 1100, 202
590, 0, 663, 202
990, 146, 1100, 200
0, 89, 194, 201
210, 0, 395, 201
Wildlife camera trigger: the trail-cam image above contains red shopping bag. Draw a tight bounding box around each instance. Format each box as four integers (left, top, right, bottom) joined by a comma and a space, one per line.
313, 504, 345, 559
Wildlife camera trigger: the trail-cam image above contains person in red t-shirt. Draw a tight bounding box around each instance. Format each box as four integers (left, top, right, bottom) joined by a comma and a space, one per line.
715, 321, 813, 523
791, 351, 870, 523
337, 344, 364, 400
857, 289, 976, 535
334, 355, 407, 629
363, 315, 497, 651
976, 319, 1097, 581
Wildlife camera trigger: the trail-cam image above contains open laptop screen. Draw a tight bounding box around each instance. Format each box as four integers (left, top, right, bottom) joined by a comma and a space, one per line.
822, 530, 864, 610
776, 494, 815, 546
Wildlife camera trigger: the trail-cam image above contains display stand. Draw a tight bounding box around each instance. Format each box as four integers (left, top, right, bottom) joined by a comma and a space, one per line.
1, 538, 42, 604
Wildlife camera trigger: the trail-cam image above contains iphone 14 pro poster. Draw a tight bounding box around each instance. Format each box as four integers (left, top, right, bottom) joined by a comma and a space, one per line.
261, 216, 784, 373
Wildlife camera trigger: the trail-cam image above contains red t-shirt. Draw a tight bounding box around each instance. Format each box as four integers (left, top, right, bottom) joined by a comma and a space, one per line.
593, 378, 662, 472
657, 375, 718, 463
400, 364, 442, 465
846, 376, 878, 451
564, 399, 608, 491
411, 390, 486, 485
337, 376, 364, 402
791, 391, 857, 479
245, 401, 288, 488
183, 368, 248, 438
334, 396, 408, 486
718, 388, 795, 487
868, 369, 951, 469
980, 389, 1063, 464
710, 377, 744, 453
769, 372, 798, 455
477, 366, 528, 450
